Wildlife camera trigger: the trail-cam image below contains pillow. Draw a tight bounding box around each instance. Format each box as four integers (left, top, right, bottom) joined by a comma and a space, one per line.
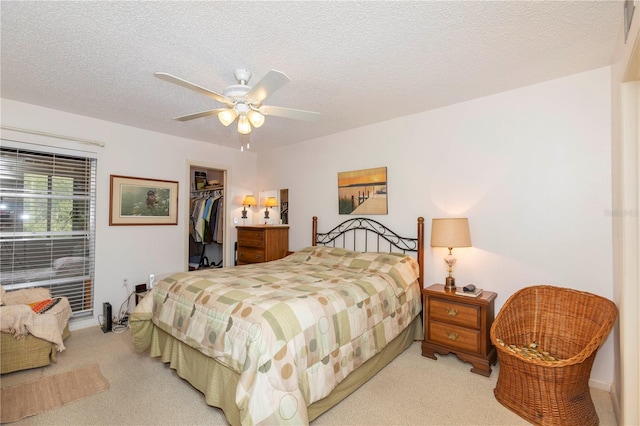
299, 247, 418, 273
303, 246, 361, 266
495, 339, 561, 362
291, 247, 419, 296
53, 256, 86, 271
338, 251, 420, 296
282, 246, 315, 263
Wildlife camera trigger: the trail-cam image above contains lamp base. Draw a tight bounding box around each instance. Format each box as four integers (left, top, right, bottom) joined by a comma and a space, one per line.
444, 276, 456, 291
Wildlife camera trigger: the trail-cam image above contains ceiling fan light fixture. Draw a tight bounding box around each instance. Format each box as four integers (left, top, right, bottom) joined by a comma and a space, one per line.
218, 109, 237, 126
237, 114, 252, 135
156, 69, 320, 138
247, 110, 265, 128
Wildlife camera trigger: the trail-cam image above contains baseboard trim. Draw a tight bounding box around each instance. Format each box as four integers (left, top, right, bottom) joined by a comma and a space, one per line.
69, 316, 100, 331
610, 382, 622, 425
589, 378, 612, 392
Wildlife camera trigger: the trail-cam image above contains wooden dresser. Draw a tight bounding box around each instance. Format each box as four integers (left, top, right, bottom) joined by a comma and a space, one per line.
236, 225, 289, 265
421, 283, 497, 377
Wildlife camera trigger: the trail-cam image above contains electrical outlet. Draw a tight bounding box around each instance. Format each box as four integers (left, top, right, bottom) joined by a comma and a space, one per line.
149, 274, 155, 288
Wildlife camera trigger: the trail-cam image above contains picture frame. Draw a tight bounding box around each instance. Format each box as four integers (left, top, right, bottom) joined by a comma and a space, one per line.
338, 166, 388, 215
109, 175, 179, 225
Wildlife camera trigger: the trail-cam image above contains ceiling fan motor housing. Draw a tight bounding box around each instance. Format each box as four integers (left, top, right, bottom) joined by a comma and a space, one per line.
234, 68, 251, 84
223, 84, 253, 102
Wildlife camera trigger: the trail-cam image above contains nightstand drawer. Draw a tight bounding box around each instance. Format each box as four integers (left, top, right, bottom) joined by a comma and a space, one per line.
429, 298, 480, 329
237, 229, 265, 248
429, 321, 480, 354
238, 248, 265, 263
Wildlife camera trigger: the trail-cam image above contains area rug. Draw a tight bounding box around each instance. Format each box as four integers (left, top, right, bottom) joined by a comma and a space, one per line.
0, 363, 109, 423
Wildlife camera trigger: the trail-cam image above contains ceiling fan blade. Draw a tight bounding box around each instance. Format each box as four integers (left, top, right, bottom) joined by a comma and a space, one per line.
155, 72, 233, 106
259, 105, 321, 122
173, 108, 228, 122
246, 70, 290, 103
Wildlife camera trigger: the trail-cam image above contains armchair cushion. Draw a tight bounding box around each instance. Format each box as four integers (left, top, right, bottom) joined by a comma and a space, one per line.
0, 286, 71, 352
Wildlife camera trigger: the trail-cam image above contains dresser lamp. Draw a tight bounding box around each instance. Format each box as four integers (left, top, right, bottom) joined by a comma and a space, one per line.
263, 197, 278, 219
241, 195, 256, 219
430, 218, 472, 291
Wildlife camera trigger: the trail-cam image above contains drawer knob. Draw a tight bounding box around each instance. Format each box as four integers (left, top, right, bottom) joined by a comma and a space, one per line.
445, 307, 459, 317
446, 331, 459, 341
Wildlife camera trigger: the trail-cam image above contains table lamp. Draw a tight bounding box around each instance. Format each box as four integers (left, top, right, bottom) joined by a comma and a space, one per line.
263, 197, 278, 219
430, 218, 472, 291
241, 195, 256, 219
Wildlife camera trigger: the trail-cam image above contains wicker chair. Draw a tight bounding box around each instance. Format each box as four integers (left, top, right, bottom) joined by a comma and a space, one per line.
490, 285, 617, 426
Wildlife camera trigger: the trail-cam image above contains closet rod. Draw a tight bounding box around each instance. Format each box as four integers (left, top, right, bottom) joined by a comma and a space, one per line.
1, 125, 106, 147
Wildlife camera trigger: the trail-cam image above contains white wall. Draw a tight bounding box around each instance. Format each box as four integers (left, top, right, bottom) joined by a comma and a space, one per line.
1, 98, 258, 328
259, 67, 615, 387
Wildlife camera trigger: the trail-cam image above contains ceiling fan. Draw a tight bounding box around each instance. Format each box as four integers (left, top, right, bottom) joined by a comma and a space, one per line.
154, 69, 320, 135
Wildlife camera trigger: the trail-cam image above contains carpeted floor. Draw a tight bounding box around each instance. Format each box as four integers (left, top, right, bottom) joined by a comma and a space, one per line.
0, 326, 618, 425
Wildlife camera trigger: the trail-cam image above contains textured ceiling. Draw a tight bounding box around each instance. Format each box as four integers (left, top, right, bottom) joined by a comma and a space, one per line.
0, 1, 622, 152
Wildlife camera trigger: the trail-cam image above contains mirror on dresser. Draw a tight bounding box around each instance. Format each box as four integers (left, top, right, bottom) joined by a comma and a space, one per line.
280, 189, 288, 225
258, 189, 288, 225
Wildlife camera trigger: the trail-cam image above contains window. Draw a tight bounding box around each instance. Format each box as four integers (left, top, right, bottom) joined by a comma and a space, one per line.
0, 144, 96, 317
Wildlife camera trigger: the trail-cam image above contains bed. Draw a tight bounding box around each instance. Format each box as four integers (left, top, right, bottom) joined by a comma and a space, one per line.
130, 216, 424, 425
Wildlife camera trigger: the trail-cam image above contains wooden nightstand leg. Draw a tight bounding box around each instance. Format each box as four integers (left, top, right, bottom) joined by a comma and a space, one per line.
470, 364, 492, 377
421, 342, 438, 360
460, 349, 497, 377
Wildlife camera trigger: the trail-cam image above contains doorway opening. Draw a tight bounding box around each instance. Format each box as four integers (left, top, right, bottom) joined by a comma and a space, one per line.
188, 164, 226, 269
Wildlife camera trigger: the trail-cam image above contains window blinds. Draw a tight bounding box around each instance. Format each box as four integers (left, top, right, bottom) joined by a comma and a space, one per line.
0, 144, 96, 317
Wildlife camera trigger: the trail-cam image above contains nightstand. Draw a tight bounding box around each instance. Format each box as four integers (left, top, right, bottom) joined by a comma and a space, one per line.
135, 290, 148, 305
236, 225, 289, 265
421, 283, 497, 377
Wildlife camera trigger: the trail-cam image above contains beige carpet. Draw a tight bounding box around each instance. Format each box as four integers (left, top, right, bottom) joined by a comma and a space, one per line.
0, 363, 109, 423
0, 327, 618, 425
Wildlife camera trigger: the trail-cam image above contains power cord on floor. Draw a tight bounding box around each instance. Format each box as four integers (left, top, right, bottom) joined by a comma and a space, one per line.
112, 290, 134, 333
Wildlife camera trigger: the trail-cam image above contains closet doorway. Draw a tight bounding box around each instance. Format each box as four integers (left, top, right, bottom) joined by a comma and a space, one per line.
188, 164, 226, 270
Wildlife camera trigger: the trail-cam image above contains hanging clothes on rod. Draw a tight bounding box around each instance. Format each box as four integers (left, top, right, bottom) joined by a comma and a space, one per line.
190, 188, 223, 268
191, 189, 223, 242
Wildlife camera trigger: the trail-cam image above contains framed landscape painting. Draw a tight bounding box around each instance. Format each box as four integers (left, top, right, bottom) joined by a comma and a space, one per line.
338, 166, 388, 215
109, 175, 179, 225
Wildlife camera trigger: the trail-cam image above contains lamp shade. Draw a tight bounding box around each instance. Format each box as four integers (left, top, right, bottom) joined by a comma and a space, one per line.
247, 110, 265, 128
237, 114, 252, 134
430, 218, 472, 248
242, 195, 257, 207
265, 197, 278, 207
218, 109, 237, 126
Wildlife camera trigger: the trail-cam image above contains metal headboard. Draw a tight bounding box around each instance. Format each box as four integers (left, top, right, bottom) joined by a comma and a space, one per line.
312, 216, 424, 287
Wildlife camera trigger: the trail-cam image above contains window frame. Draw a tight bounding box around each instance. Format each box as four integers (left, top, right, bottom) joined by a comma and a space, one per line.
0, 140, 97, 317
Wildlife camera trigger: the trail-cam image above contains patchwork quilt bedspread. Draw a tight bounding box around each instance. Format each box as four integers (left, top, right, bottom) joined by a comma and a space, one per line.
136, 246, 421, 425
